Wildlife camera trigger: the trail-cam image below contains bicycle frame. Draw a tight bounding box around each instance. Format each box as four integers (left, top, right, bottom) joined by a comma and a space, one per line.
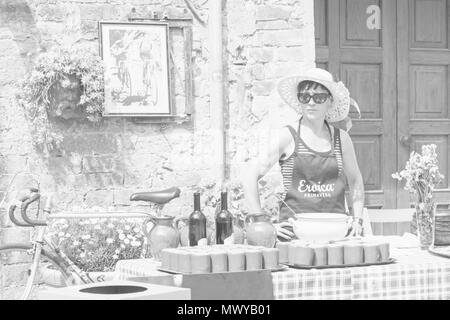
4, 186, 180, 299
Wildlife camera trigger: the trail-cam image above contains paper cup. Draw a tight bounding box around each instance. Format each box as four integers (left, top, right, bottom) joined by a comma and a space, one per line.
292, 244, 314, 266
160, 249, 171, 270
210, 251, 228, 273
276, 242, 289, 264
190, 252, 211, 274
245, 249, 263, 270
344, 243, 364, 265
177, 251, 192, 273
262, 248, 279, 269
169, 248, 180, 272
327, 244, 344, 265
363, 243, 380, 263
227, 250, 246, 272
311, 244, 328, 266
377, 242, 390, 261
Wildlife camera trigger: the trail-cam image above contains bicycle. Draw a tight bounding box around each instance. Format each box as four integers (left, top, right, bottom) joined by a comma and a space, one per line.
0, 186, 181, 300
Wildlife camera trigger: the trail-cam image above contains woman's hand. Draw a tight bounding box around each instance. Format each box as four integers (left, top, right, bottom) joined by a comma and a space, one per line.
346, 218, 363, 237
274, 221, 295, 241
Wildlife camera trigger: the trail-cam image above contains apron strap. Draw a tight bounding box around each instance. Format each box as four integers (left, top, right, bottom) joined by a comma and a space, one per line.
333, 127, 344, 175
285, 125, 299, 158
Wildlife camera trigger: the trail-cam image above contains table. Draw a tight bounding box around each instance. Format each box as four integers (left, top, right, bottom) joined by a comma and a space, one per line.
114, 237, 450, 300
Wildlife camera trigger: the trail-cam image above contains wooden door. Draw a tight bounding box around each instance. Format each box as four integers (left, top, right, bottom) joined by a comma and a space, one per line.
397, 0, 450, 208
315, 0, 398, 208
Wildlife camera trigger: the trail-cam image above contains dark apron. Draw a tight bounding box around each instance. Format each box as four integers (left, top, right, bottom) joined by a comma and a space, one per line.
279, 119, 347, 223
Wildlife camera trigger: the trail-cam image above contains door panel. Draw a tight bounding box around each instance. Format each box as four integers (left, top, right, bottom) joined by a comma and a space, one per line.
397, 0, 450, 207
341, 63, 381, 119
315, 0, 398, 208
410, 0, 448, 48
340, 0, 381, 47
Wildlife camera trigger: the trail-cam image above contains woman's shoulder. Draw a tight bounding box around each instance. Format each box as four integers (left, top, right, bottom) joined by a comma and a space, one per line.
336, 128, 354, 151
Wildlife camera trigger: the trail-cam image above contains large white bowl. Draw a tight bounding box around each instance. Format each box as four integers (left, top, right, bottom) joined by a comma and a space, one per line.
288, 213, 350, 242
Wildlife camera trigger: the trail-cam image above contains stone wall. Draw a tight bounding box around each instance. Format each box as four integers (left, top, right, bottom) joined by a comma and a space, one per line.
0, 0, 315, 245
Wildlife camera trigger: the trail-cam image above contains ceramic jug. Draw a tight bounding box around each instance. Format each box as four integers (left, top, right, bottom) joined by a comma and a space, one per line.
143, 215, 180, 260
245, 213, 277, 248
174, 216, 189, 246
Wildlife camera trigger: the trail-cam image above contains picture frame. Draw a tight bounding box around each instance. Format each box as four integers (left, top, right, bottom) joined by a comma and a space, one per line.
99, 21, 172, 116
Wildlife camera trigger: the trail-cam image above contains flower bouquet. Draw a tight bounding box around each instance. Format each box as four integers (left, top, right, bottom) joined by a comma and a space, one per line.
48, 218, 145, 273
392, 144, 444, 248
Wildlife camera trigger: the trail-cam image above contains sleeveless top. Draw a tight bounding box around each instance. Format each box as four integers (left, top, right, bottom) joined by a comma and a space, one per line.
278, 118, 347, 222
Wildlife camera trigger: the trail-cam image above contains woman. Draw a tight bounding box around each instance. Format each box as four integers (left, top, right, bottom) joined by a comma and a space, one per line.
242, 68, 365, 240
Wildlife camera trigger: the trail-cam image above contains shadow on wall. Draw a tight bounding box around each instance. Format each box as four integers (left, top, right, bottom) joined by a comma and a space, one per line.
0, 0, 42, 68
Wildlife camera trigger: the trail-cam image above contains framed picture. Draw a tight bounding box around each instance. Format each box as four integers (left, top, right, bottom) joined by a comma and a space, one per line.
99, 21, 171, 116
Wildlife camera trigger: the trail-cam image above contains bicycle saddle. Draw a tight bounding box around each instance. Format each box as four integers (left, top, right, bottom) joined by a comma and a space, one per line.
129, 187, 181, 205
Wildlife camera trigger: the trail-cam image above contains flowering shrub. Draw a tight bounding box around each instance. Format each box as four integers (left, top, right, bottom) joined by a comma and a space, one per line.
48, 218, 145, 272
16, 44, 105, 150
392, 144, 444, 204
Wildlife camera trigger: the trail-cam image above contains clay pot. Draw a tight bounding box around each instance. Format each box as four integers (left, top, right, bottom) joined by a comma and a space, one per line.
143, 215, 180, 261
175, 217, 189, 246
245, 213, 277, 248
49, 74, 84, 120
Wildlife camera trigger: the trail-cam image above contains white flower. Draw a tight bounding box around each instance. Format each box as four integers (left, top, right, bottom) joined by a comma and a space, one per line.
94, 224, 101, 230
81, 234, 90, 240
73, 240, 80, 246
124, 225, 131, 231
107, 223, 114, 229
133, 227, 140, 233
115, 249, 121, 254
124, 238, 130, 244
119, 233, 125, 240
106, 238, 114, 244
127, 234, 133, 239
58, 232, 65, 237
80, 252, 86, 258
113, 254, 119, 259
131, 241, 141, 247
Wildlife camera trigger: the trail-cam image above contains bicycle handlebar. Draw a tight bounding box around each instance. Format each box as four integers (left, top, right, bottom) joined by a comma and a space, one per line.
7, 189, 49, 227
20, 192, 47, 226
8, 203, 33, 227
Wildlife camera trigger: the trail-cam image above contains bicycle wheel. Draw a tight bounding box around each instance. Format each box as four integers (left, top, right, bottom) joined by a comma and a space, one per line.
0, 243, 70, 300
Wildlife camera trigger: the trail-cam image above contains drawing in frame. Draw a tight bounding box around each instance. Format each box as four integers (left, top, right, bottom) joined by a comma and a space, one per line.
99, 21, 171, 116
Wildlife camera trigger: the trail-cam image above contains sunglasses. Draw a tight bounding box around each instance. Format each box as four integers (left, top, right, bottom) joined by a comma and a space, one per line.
297, 92, 330, 104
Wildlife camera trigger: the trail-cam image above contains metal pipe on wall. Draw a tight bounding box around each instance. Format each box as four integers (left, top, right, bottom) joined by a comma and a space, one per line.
209, 0, 225, 187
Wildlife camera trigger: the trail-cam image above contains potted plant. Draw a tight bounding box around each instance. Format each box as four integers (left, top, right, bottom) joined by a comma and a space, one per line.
392, 144, 444, 249
16, 44, 105, 151
45, 217, 145, 286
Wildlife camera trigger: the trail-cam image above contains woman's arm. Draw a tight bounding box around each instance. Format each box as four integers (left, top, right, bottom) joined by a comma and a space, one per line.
340, 130, 365, 232
241, 126, 296, 240
242, 127, 293, 213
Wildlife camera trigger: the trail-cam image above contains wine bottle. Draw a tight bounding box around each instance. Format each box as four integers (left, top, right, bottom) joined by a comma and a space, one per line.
188, 192, 207, 246
215, 191, 233, 244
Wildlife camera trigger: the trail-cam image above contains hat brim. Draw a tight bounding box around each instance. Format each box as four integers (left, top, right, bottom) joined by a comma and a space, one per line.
277, 76, 350, 123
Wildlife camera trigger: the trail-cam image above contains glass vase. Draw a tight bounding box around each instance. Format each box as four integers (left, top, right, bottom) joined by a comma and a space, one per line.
412, 202, 435, 249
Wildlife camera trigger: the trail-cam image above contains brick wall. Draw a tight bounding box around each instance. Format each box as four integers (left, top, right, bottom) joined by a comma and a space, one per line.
0, 0, 315, 244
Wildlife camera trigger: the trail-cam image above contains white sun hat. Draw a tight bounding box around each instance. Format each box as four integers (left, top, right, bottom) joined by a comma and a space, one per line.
277, 67, 359, 123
